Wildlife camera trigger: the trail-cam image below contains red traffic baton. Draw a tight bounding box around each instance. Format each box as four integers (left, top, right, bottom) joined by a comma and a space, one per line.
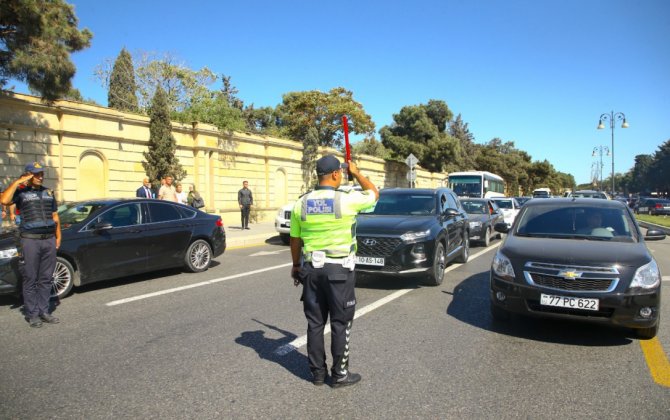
342, 116, 352, 179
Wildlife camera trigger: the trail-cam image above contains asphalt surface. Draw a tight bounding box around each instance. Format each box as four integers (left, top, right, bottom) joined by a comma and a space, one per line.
0, 228, 668, 418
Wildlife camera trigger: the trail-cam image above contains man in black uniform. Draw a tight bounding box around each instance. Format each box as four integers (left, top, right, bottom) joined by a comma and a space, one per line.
289, 156, 379, 387
0, 162, 62, 328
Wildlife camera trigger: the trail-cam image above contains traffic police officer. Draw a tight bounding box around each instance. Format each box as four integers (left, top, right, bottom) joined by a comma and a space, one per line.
290, 155, 379, 387
0, 162, 61, 327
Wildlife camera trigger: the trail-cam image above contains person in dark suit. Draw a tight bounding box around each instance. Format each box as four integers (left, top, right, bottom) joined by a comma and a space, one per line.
136, 177, 155, 199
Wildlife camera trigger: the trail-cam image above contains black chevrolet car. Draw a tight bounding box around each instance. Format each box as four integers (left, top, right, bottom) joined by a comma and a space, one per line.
355, 188, 470, 286
0, 198, 226, 299
490, 198, 664, 339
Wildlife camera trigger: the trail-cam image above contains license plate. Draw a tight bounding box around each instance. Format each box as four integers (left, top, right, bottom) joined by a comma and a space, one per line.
356, 256, 385, 266
540, 293, 599, 311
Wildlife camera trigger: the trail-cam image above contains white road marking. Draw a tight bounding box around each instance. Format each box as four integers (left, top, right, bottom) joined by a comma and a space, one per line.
274, 244, 496, 355
250, 249, 290, 257
106, 263, 293, 306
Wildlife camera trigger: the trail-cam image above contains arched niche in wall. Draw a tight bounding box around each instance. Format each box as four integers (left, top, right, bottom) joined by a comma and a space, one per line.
77, 150, 107, 200
274, 168, 288, 207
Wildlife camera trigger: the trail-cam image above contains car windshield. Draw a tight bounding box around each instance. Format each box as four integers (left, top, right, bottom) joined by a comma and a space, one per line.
369, 194, 436, 215
514, 205, 637, 242
461, 200, 488, 214
58, 202, 107, 226
494, 200, 513, 209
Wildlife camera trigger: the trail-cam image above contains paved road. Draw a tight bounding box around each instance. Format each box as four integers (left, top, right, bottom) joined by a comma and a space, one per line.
0, 235, 668, 418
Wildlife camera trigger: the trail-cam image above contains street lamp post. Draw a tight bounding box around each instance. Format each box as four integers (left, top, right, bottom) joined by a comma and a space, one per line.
597, 111, 628, 196
592, 146, 610, 192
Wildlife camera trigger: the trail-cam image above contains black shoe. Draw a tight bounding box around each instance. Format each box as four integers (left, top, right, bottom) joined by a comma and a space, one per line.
245, 227, 250, 230
29, 317, 43, 328
40, 314, 60, 324
332, 372, 361, 388
312, 373, 327, 386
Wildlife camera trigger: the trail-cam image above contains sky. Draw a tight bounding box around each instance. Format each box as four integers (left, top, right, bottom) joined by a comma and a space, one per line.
9, 0, 670, 185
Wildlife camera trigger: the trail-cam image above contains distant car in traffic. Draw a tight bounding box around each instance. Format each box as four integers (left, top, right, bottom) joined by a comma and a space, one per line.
490, 198, 665, 339
460, 198, 504, 246
491, 197, 522, 228
635, 197, 670, 216
514, 197, 531, 207
569, 190, 609, 199
275, 202, 294, 244
355, 188, 470, 286
0, 198, 226, 299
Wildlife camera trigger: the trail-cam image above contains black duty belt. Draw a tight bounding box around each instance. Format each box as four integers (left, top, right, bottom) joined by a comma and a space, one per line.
20, 233, 55, 239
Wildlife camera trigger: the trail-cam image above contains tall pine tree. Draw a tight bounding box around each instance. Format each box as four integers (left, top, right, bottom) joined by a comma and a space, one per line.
301, 126, 319, 191
108, 48, 138, 112
142, 86, 185, 185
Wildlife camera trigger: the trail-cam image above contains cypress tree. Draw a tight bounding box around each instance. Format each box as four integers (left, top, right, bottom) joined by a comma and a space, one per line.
302, 126, 319, 191
108, 48, 139, 112
142, 86, 185, 186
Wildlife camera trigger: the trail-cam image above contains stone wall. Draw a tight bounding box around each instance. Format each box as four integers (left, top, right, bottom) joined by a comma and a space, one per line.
0, 92, 447, 226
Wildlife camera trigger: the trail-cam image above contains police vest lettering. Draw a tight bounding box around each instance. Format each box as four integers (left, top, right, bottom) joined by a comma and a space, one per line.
306, 199, 334, 215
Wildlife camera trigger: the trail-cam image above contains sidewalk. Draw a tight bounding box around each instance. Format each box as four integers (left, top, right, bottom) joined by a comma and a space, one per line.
224, 220, 282, 249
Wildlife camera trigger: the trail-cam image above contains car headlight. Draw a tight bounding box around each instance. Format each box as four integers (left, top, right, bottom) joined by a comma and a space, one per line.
492, 251, 515, 281
0, 247, 19, 259
400, 229, 431, 241
630, 259, 661, 289
469, 221, 482, 229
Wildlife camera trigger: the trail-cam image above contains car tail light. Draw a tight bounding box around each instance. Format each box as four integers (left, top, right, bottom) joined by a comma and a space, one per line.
655, 204, 663, 209
216, 218, 223, 227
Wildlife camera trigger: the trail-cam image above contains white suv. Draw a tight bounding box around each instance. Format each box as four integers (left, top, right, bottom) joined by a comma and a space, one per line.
491, 197, 521, 228
275, 202, 295, 244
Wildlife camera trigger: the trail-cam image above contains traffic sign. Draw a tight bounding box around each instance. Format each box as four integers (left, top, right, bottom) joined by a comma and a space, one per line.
405, 153, 418, 168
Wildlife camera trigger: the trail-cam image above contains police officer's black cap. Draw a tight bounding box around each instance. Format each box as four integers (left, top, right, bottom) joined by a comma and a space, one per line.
316, 155, 345, 175
24, 162, 46, 174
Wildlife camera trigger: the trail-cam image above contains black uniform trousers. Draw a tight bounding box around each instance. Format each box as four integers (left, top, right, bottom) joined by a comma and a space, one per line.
20, 236, 57, 318
300, 261, 356, 379
240, 205, 251, 228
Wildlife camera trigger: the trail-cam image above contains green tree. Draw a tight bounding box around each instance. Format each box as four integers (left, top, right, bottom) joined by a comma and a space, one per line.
243, 104, 278, 134
142, 86, 186, 185
629, 154, 654, 193
380, 100, 458, 173
650, 139, 670, 195
352, 136, 390, 160
447, 114, 478, 172
275, 87, 375, 148
0, 0, 92, 101
108, 48, 139, 112
95, 51, 216, 113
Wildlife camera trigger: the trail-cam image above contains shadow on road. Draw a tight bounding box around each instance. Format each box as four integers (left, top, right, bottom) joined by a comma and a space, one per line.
235, 319, 311, 383
446, 271, 633, 346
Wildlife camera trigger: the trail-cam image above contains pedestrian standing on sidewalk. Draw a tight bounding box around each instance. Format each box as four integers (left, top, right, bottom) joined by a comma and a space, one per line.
238, 180, 253, 229
289, 155, 378, 387
0, 162, 62, 328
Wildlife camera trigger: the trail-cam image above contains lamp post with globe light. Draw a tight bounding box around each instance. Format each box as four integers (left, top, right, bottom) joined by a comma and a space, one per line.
597, 111, 628, 196
592, 146, 610, 192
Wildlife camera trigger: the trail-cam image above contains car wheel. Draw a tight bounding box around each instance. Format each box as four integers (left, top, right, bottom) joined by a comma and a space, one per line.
280, 233, 290, 245
490, 302, 510, 322
482, 228, 490, 247
52, 257, 75, 299
425, 242, 446, 286
184, 239, 212, 272
637, 320, 659, 340
455, 234, 469, 263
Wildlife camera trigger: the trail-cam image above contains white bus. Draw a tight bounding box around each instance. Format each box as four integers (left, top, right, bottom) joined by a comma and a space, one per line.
447, 171, 505, 198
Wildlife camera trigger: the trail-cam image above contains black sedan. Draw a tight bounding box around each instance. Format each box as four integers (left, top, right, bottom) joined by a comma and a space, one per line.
490, 198, 665, 339
635, 197, 670, 216
0, 198, 226, 298
355, 188, 470, 286
460, 198, 504, 246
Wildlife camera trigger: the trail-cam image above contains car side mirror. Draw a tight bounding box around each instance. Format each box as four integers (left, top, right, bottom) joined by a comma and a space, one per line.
644, 229, 666, 241
494, 222, 509, 234
93, 222, 113, 232
443, 208, 460, 218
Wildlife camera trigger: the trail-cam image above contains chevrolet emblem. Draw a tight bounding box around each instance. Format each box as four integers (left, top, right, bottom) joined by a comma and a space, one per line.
558, 270, 582, 279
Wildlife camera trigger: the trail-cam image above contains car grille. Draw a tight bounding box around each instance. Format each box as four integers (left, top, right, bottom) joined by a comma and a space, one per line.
524, 262, 619, 293
356, 237, 402, 257
284, 210, 292, 219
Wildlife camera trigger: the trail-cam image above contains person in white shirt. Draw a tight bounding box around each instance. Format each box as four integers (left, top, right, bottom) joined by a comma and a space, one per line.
175, 183, 187, 204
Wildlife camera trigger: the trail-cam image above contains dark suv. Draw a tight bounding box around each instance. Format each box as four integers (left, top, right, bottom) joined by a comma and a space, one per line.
355, 188, 470, 286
